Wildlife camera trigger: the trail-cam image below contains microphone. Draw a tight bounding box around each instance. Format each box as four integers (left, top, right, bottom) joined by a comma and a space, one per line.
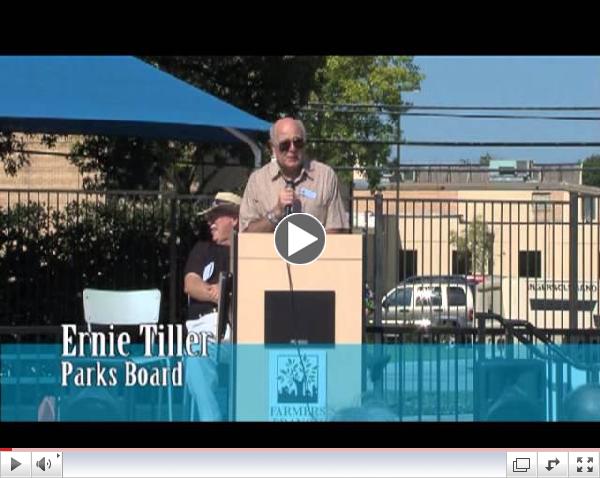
284, 180, 295, 216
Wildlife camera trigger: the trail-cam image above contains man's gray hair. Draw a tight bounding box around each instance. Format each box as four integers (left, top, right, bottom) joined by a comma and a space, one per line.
270, 118, 307, 143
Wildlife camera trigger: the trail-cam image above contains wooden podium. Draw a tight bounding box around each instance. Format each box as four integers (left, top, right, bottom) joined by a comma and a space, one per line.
230, 232, 364, 421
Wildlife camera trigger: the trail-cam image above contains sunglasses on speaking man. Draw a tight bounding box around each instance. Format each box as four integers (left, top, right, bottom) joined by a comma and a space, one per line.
277, 137, 305, 153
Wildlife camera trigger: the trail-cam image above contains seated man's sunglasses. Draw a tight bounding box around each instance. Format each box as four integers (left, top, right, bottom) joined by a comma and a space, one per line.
277, 137, 305, 152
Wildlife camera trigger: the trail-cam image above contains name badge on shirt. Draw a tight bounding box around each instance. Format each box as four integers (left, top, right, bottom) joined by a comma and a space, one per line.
202, 262, 215, 281
300, 187, 317, 199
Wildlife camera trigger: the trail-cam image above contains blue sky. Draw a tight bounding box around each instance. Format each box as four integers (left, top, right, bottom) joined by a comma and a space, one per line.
400, 56, 600, 164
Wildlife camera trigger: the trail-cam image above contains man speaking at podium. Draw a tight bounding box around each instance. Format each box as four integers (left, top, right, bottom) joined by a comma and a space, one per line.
240, 117, 348, 233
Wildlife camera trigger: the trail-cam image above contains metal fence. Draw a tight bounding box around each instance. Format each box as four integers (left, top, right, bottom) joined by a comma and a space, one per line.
3, 184, 600, 420
356, 185, 600, 421
358, 190, 600, 332
2, 179, 599, 331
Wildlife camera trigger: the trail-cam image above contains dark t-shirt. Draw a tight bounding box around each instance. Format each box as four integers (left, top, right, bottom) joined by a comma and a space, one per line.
184, 241, 230, 319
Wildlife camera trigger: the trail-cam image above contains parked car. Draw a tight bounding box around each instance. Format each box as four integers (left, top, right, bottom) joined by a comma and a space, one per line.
381, 275, 477, 328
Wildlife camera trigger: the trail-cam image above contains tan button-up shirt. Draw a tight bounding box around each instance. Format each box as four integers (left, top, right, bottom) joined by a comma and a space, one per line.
240, 159, 349, 231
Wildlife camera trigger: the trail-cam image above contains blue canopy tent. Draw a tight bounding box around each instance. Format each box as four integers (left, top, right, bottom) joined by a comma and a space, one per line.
0, 56, 270, 166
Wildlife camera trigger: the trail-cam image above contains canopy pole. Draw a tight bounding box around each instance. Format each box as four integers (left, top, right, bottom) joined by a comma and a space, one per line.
224, 127, 262, 169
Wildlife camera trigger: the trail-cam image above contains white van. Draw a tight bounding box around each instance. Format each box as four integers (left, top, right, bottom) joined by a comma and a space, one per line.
381, 276, 476, 328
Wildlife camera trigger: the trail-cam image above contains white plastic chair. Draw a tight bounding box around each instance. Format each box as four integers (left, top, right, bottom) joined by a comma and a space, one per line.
83, 289, 161, 330
81, 288, 172, 421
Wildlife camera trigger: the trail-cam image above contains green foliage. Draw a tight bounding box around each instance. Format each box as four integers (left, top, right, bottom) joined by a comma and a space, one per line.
582, 155, 600, 188
301, 56, 423, 189
449, 217, 494, 274
0, 195, 210, 326
143, 56, 326, 119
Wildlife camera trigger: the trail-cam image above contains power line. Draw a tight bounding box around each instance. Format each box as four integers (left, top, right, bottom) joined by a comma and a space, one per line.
305, 103, 600, 111
404, 112, 600, 121
409, 106, 600, 111
303, 109, 600, 121
310, 139, 600, 147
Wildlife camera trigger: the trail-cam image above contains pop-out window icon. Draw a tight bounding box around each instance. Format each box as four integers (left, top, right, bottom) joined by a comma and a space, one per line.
513, 458, 531, 472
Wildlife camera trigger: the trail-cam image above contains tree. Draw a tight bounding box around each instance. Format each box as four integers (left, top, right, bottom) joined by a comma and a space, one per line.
143, 56, 326, 119
0, 195, 206, 327
300, 57, 423, 189
66, 56, 327, 192
582, 155, 600, 188
68, 136, 251, 192
449, 217, 495, 275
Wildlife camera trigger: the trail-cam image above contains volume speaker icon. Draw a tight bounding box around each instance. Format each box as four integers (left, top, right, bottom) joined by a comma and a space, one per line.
36, 457, 51, 471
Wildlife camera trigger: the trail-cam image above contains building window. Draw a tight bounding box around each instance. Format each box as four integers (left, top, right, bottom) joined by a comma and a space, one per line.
452, 250, 472, 275
398, 250, 417, 281
519, 251, 542, 278
583, 196, 597, 223
531, 192, 551, 218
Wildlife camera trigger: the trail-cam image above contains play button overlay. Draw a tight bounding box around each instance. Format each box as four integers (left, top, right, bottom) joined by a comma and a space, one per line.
274, 213, 326, 265
11, 458, 21, 471
288, 222, 318, 256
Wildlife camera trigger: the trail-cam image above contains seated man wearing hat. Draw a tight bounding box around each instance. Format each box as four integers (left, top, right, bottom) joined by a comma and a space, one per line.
183, 191, 240, 421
